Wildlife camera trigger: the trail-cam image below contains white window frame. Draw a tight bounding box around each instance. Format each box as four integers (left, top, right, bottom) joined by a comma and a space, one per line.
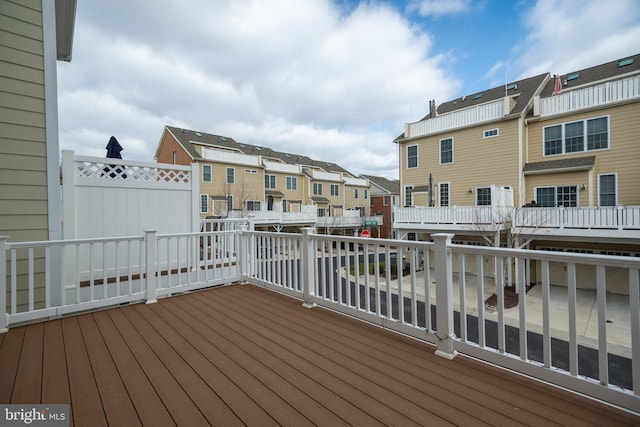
286, 176, 297, 190
202, 164, 212, 182
404, 185, 413, 207
483, 128, 499, 138
246, 200, 262, 211
542, 115, 609, 157
476, 187, 491, 206
407, 145, 418, 169
313, 182, 323, 195
439, 137, 454, 165
364, 189, 368, 199
438, 182, 450, 207
200, 194, 209, 214
354, 188, 359, 199
226, 195, 233, 210
265, 174, 276, 189
598, 173, 617, 207
330, 184, 339, 196
226, 167, 235, 184
534, 185, 579, 207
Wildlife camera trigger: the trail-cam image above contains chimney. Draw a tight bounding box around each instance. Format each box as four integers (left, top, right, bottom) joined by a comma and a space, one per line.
429, 99, 437, 118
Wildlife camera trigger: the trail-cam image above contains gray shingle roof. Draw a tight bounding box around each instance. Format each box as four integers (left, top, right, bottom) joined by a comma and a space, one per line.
523, 156, 595, 174
360, 174, 399, 194
164, 126, 353, 175
539, 53, 640, 97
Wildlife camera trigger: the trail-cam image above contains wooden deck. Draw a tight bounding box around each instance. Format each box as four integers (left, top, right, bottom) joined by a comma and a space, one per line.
0, 284, 638, 426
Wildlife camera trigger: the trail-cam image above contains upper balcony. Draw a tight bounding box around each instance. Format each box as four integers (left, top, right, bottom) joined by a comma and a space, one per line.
310, 170, 342, 182
405, 98, 505, 139
539, 75, 640, 117
201, 147, 261, 167
263, 160, 299, 174
344, 176, 368, 187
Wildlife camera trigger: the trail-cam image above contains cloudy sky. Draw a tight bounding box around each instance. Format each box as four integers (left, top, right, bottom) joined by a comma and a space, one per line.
57, 0, 640, 179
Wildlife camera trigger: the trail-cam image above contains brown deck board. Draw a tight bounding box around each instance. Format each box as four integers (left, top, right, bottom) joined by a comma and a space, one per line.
0, 284, 638, 426
11, 323, 43, 404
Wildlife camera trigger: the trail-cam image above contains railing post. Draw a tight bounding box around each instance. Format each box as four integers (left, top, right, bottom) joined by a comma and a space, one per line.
432, 233, 457, 359
617, 205, 624, 231
144, 230, 158, 304
301, 227, 316, 308
238, 223, 249, 279
0, 236, 7, 332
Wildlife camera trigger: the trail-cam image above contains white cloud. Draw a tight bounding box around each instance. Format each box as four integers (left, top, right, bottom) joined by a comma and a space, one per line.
408, 0, 473, 17
58, 0, 460, 179
511, 0, 640, 78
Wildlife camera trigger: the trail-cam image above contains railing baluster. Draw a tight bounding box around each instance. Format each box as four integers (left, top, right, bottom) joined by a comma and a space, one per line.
385, 247, 391, 319
28, 248, 34, 311
597, 264, 608, 386
567, 262, 578, 375
477, 254, 485, 347
496, 256, 505, 353
364, 243, 370, 313
10, 249, 16, 314
424, 249, 432, 331
459, 253, 467, 342
45, 246, 51, 309
541, 260, 551, 368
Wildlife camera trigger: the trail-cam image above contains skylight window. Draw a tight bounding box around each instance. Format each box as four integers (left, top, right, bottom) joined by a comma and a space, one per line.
567, 73, 580, 81
506, 84, 517, 91
195, 132, 202, 137
219, 136, 227, 141
473, 92, 484, 100
618, 58, 634, 67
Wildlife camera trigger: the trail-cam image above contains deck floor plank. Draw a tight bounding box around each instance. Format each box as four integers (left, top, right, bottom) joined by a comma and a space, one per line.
0, 284, 638, 426
61, 316, 107, 427
0, 327, 25, 403
41, 321, 71, 409
123, 304, 257, 427
78, 313, 141, 426
90, 310, 176, 426
11, 323, 43, 404
106, 308, 210, 427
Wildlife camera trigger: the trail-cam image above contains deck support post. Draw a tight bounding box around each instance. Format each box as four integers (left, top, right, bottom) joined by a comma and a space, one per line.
144, 230, 158, 304
301, 227, 316, 308
0, 236, 7, 332
433, 233, 457, 359
238, 223, 249, 280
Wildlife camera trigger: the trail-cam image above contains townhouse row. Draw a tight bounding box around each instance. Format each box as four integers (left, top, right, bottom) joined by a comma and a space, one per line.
155, 126, 377, 232
394, 54, 640, 293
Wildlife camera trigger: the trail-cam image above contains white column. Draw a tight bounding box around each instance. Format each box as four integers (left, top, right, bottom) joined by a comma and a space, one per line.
433, 233, 457, 359
144, 230, 158, 304
301, 227, 316, 308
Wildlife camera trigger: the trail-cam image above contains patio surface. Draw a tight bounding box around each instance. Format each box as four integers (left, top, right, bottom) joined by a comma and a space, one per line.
0, 284, 638, 426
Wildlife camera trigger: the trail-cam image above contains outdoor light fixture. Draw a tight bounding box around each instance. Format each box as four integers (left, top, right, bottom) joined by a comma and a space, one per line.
468, 188, 473, 193
581, 184, 586, 191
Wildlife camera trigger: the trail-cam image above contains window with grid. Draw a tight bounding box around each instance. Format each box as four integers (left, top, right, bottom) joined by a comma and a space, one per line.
313, 183, 323, 195
226, 168, 235, 184
440, 138, 453, 164
564, 121, 584, 153
404, 185, 413, 207
476, 187, 491, 206
226, 195, 233, 210
202, 165, 212, 182
384, 196, 389, 206
588, 117, 608, 150
354, 188, 359, 199
286, 176, 297, 190
364, 189, 368, 199
265, 174, 276, 188
439, 183, 450, 207
556, 186, 577, 207
536, 187, 555, 207
317, 208, 326, 217
544, 125, 563, 155
598, 174, 616, 206
246, 201, 261, 211
330, 184, 339, 196
200, 194, 209, 213
407, 145, 418, 168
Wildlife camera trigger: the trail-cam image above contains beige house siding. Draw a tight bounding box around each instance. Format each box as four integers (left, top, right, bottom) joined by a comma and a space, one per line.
0, 0, 49, 243
401, 119, 523, 206
527, 102, 640, 206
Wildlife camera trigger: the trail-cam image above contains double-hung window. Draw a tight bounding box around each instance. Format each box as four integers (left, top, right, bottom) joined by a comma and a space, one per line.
200, 194, 209, 214
354, 188, 359, 199
313, 183, 323, 195
265, 174, 276, 189
202, 165, 212, 182
440, 138, 453, 164
246, 201, 261, 211
286, 176, 297, 190
598, 173, 617, 206
364, 189, 368, 199
407, 145, 418, 168
226, 167, 235, 184
330, 184, 339, 196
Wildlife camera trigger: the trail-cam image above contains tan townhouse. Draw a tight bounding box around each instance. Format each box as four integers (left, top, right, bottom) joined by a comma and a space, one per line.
155, 126, 373, 233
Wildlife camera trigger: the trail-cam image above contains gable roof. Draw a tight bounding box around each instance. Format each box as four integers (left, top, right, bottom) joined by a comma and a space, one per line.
360, 174, 399, 194
162, 126, 354, 176
539, 53, 640, 97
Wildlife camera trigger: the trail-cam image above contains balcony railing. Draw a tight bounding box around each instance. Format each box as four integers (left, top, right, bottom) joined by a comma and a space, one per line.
406, 99, 504, 139
2, 229, 639, 413
395, 205, 640, 231
540, 75, 640, 117
316, 215, 383, 228
224, 209, 317, 224
201, 147, 261, 166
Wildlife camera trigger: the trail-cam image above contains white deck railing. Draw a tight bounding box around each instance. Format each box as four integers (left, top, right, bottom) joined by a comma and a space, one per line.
2, 229, 639, 413
540, 75, 640, 117
407, 99, 504, 138
395, 205, 640, 231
